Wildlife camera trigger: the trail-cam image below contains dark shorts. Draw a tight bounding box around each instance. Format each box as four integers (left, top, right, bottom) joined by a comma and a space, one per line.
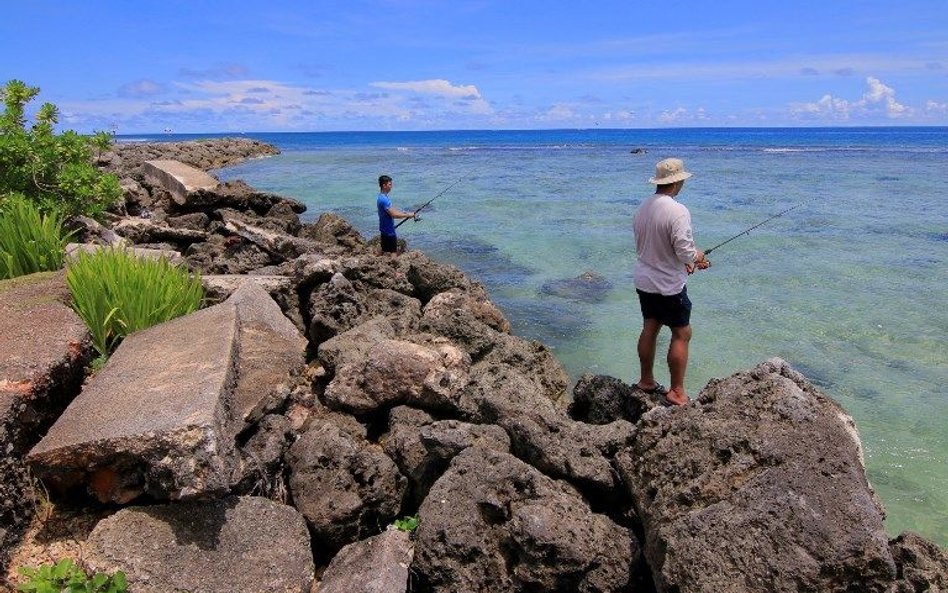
380, 234, 398, 253
637, 286, 692, 328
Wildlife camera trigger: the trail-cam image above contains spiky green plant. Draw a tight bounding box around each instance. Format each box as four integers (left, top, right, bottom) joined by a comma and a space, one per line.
0, 193, 72, 279
66, 247, 204, 357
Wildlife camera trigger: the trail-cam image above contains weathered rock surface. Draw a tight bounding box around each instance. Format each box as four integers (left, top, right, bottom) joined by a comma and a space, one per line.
323, 338, 470, 415
28, 300, 240, 503
299, 212, 368, 255
228, 281, 307, 432
382, 408, 511, 506
84, 496, 313, 593
888, 531, 948, 592
286, 418, 406, 552
0, 272, 92, 572
99, 138, 279, 180
414, 446, 640, 592
616, 358, 896, 593
569, 373, 657, 425
317, 527, 414, 593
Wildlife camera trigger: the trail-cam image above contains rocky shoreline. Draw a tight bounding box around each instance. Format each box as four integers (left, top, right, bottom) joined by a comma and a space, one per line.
1, 138, 945, 592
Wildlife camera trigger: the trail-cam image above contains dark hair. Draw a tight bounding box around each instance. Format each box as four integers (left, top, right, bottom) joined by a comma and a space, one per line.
378, 175, 392, 189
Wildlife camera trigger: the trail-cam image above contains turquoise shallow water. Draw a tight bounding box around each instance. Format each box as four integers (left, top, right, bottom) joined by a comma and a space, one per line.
137, 128, 946, 545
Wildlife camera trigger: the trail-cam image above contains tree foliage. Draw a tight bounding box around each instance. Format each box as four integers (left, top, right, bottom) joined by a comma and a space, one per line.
0, 79, 121, 218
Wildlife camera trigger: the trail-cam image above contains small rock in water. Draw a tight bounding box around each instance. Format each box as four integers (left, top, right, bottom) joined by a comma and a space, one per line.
539, 271, 613, 303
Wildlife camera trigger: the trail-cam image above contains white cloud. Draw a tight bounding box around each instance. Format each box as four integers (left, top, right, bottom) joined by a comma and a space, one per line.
371, 79, 481, 99
118, 79, 164, 98
790, 76, 909, 121
925, 100, 948, 113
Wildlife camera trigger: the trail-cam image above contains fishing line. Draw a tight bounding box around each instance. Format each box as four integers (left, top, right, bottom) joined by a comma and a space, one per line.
705, 202, 805, 255
394, 169, 475, 230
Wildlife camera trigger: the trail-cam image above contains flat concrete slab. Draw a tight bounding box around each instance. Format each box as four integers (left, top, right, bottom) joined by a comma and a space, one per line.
28, 300, 239, 502
142, 159, 219, 206
202, 274, 294, 302
65, 242, 183, 264
0, 271, 92, 568
228, 281, 307, 431
0, 271, 91, 451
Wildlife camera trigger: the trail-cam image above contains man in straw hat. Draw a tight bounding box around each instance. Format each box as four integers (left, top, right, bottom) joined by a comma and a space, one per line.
632, 158, 710, 406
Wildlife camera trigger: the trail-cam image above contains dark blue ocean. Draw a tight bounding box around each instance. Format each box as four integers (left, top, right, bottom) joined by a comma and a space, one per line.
122, 127, 948, 544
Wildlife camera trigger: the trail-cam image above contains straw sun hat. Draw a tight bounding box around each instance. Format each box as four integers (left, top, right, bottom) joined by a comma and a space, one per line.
648, 158, 693, 184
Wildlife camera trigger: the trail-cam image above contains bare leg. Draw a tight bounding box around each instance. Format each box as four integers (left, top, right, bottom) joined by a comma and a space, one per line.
636, 318, 663, 390
666, 324, 693, 405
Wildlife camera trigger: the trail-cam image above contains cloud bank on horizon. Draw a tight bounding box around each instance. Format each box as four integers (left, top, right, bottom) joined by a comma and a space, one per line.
2, 1, 946, 133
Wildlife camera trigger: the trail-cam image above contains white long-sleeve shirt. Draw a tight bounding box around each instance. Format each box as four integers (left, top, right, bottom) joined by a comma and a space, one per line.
633, 194, 698, 295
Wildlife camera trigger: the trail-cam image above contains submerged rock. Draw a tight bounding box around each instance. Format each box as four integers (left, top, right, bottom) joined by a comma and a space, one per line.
540, 270, 613, 303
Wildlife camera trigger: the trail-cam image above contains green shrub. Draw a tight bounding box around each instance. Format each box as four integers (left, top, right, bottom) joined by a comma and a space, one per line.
0, 193, 73, 279
0, 79, 121, 218
17, 558, 127, 593
66, 248, 204, 357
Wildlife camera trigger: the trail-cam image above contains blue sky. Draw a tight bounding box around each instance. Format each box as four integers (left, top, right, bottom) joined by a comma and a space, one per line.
2, 0, 947, 133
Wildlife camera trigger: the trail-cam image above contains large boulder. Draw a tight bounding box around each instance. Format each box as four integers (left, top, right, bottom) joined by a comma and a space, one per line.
299, 212, 368, 255
322, 338, 470, 415
615, 358, 896, 593
413, 446, 639, 592
84, 496, 314, 593
381, 407, 510, 506
317, 527, 414, 593
286, 418, 406, 552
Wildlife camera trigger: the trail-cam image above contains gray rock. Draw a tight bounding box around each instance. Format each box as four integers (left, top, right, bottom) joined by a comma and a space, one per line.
232, 414, 293, 495
317, 316, 396, 374
185, 234, 276, 274
202, 274, 301, 335
569, 373, 656, 425
221, 214, 318, 261
318, 528, 414, 593
307, 272, 369, 344
287, 419, 406, 551
403, 251, 488, 304
28, 301, 240, 503
615, 358, 896, 593
478, 333, 570, 405
414, 446, 639, 593
888, 531, 948, 593
418, 291, 508, 360
382, 411, 510, 506
84, 496, 314, 593
323, 338, 470, 415
299, 212, 368, 254
112, 217, 208, 245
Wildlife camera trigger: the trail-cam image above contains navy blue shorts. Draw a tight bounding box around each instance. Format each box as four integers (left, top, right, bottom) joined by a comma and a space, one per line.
380, 234, 398, 253
637, 286, 692, 328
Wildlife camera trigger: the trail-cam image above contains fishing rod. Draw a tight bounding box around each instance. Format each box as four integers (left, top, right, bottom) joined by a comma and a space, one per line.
704, 203, 805, 255
394, 172, 472, 229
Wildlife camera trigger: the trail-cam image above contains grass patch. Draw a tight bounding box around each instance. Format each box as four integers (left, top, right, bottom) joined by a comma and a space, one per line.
66, 248, 204, 357
0, 194, 72, 280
